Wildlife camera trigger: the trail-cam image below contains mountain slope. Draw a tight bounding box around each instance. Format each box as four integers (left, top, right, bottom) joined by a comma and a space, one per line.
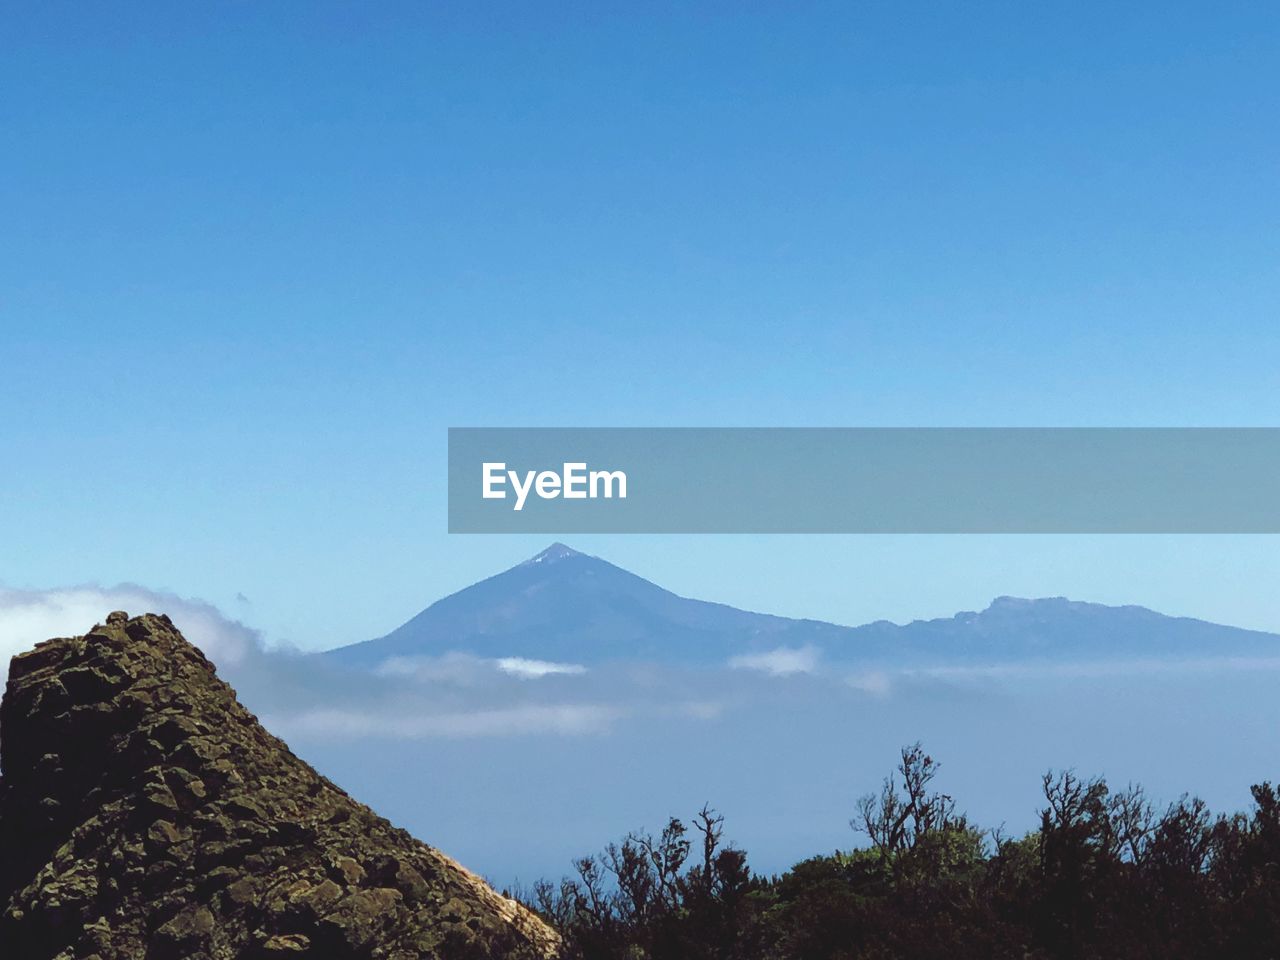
0, 612, 557, 959
326, 543, 848, 667
846, 594, 1280, 663
324, 544, 1280, 668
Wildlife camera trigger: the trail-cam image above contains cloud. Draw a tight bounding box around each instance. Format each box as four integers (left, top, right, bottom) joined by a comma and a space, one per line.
847, 670, 892, 697
266, 702, 622, 739
0, 584, 260, 683
372, 654, 588, 684
728, 645, 820, 676
496, 657, 587, 679
374, 653, 491, 685
0, 591, 812, 745
902, 656, 1280, 683
0, 592, 720, 743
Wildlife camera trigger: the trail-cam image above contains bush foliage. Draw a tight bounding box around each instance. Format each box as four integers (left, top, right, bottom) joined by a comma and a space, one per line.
520, 744, 1280, 959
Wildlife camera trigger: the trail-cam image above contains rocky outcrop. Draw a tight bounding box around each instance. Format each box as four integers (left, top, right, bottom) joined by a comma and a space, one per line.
0, 612, 558, 959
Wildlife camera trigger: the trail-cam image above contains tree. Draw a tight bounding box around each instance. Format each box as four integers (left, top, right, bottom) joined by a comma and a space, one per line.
853, 742, 959, 858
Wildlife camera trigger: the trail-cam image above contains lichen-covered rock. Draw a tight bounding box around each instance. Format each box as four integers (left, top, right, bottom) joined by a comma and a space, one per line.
0, 613, 558, 959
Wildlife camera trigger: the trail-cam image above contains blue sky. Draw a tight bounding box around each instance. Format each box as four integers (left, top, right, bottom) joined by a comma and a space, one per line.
3, 2, 1280, 650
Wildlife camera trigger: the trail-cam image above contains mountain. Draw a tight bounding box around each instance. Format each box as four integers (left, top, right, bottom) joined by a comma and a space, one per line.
848, 594, 1280, 663
0, 612, 557, 959
326, 542, 849, 667
324, 543, 1280, 668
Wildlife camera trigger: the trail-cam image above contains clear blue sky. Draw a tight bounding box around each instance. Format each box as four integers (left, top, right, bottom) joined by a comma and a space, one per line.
3, 2, 1280, 650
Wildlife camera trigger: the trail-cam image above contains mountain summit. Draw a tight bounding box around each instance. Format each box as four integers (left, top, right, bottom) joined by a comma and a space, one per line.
0, 612, 557, 959
324, 544, 1280, 669
522, 542, 582, 565
325, 543, 848, 667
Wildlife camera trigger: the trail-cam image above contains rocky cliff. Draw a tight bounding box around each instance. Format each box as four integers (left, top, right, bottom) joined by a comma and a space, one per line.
0, 611, 558, 959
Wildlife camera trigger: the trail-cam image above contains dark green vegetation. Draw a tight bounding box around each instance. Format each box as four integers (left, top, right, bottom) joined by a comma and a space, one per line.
0, 613, 557, 959
525, 744, 1280, 960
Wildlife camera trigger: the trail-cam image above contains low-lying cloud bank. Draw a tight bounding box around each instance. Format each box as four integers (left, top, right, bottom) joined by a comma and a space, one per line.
729, 645, 821, 676
16, 589, 1278, 748
0, 588, 735, 742
373, 653, 588, 685
0, 585, 260, 684
266, 702, 623, 739
262, 695, 725, 742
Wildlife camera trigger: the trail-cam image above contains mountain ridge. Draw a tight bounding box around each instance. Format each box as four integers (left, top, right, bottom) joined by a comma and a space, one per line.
0, 612, 557, 959
323, 544, 1280, 669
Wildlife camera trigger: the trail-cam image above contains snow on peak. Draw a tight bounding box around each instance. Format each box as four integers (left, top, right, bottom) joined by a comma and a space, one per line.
524, 542, 583, 565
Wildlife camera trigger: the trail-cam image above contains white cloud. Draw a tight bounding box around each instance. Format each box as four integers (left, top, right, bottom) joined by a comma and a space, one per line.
267, 702, 622, 739
374, 654, 589, 683
847, 670, 892, 697
496, 657, 587, 679
0, 585, 259, 684
728, 645, 820, 676
374, 652, 490, 685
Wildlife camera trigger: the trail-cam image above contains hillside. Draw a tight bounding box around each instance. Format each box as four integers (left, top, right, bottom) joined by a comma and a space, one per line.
0, 611, 557, 959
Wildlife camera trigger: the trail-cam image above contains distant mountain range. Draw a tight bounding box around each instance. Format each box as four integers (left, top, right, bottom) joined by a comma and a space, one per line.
323, 543, 1280, 669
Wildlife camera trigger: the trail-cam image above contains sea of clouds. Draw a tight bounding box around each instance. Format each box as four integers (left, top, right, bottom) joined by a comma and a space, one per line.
7, 587, 1280, 886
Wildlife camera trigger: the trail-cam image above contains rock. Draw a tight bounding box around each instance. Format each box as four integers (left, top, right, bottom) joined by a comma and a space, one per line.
0, 613, 558, 959
153, 903, 216, 957
259, 933, 312, 954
